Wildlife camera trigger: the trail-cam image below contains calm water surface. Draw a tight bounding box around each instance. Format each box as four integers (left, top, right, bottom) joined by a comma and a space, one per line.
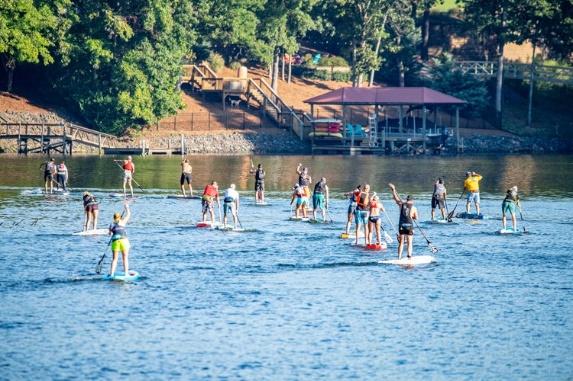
0, 154, 572, 380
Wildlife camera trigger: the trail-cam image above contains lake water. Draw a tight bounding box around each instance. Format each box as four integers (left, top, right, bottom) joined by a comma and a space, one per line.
1, 154, 572, 380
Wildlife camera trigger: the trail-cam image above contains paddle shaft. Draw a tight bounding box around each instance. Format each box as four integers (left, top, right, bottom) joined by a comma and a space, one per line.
447, 190, 465, 220
413, 219, 438, 253
95, 238, 112, 274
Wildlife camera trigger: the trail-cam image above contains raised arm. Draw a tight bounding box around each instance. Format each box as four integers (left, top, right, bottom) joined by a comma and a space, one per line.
296, 163, 302, 175
388, 183, 402, 204
121, 203, 131, 224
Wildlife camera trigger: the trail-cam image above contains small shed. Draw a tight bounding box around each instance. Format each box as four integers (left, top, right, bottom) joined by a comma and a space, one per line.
304, 87, 466, 153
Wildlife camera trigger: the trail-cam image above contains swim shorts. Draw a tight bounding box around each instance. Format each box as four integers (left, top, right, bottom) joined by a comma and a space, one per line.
313, 193, 325, 210
255, 181, 264, 192
111, 238, 130, 252
399, 224, 414, 236
202, 199, 213, 213
180, 172, 192, 185
432, 196, 445, 209
223, 202, 235, 216
354, 210, 368, 225
368, 216, 380, 224
467, 192, 480, 204
44, 171, 53, 181
123, 171, 133, 181
502, 200, 516, 215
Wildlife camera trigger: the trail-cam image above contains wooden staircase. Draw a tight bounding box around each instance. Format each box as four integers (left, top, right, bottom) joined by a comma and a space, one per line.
181, 64, 306, 140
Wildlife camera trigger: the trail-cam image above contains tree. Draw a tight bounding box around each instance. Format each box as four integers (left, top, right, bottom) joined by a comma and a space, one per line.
385, 0, 419, 86
53, 0, 196, 133
422, 53, 489, 116
257, 0, 317, 91
0, 0, 65, 92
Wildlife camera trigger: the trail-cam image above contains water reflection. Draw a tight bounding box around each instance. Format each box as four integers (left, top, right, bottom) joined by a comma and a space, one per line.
0, 154, 572, 197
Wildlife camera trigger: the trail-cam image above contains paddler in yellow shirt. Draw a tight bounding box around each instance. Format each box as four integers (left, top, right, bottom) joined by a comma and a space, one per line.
464, 171, 483, 215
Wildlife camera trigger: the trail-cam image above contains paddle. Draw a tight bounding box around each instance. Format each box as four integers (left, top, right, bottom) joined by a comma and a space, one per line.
95, 237, 112, 274
218, 201, 223, 225
413, 219, 439, 254
236, 213, 244, 230
112, 160, 145, 193
447, 190, 465, 222
519, 208, 527, 233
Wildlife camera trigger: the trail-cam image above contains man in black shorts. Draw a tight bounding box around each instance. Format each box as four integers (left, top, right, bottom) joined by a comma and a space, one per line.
253, 164, 265, 204
431, 178, 447, 221
41, 158, 56, 193
389, 183, 419, 259
180, 159, 193, 197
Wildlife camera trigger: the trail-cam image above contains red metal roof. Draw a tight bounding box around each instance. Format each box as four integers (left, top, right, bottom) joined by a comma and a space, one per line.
304, 87, 466, 105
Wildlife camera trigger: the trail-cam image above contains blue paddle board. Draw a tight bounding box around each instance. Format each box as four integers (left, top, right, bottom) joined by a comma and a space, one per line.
102, 271, 140, 281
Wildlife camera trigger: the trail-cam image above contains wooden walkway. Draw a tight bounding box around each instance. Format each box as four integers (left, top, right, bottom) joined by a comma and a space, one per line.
0, 122, 119, 155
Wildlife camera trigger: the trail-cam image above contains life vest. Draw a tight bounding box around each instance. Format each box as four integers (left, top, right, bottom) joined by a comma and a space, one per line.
110, 223, 127, 241
355, 192, 369, 211
122, 161, 134, 172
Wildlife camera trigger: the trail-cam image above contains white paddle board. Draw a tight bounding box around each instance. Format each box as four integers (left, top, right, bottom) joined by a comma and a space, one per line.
72, 228, 108, 236
497, 228, 523, 235
379, 255, 436, 265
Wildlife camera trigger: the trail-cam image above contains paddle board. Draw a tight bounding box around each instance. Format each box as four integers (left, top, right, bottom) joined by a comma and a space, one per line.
497, 228, 523, 235
455, 212, 484, 220
109, 193, 137, 199
196, 221, 218, 228
215, 225, 245, 232
72, 228, 108, 236
255, 202, 271, 206
289, 216, 305, 221
340, 232, 365, 239
102, 270, 140, 281
167, 195, 200, 200
379, 255, 436, 265
365, 243, 387, 251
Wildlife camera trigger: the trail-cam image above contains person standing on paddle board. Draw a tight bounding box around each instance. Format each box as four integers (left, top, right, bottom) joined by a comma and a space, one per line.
290, 183, 308, 219
464, 171, 482, 215
223, 184, 240, 228
343, 185, 361, 236
82, 192, 99, 231
180, 159, 193, 197
115, 156, 135, 198
56, 161, 69, 191
296, 163, 312, 207
108, 203, 131, 277
250, 163, 266, 204
501, 186, 521, 231
431, 178, 447, 221
354, 184, 371, 246
41, 158, 56, 193
389, 183, 419, 259
367, 193, 385, 246
201, 181, 220, 224
312, 177, 329, 222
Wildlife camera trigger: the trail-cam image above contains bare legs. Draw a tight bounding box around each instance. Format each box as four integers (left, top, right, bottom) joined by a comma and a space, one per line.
110, 248, 129, 276
397, 235, 413, 259
123, 178, 134, 197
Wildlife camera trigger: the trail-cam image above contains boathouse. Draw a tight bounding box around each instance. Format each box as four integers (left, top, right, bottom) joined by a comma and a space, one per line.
304, 87, 466, 154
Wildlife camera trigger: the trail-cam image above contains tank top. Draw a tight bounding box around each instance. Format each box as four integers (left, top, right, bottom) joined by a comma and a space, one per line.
255, 169, 265, 182
57, 164, 66, 175
46, 162, 55, 173
504, 190, 519, 203
434, 183, 446, 199
110, 223, 127, 241
355, 192, 369, 211
298, 174, 309, 187
399, 203, 413, 227
123, 162, 134, 172
83, 195, 97, 207
314, 180, 326, 194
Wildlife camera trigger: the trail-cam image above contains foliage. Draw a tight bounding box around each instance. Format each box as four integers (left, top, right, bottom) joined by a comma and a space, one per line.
320, 56, 349, 67
422, 53, 489, 115
0, 0, 67, 91
207, 52, 225, 72
229, 61, 242, 70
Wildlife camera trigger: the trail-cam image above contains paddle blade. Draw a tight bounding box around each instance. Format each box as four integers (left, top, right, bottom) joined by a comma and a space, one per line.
384, 231, 393, 244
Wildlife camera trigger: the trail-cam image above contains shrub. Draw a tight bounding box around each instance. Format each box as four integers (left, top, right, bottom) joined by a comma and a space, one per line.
331, 71, 352, 82
320, 56, 350, 68
229, 61, 242, 70
207, 52, 225, 72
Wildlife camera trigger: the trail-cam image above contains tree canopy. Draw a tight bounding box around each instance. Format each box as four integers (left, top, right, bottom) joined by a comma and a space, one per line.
1, 0, 571, 133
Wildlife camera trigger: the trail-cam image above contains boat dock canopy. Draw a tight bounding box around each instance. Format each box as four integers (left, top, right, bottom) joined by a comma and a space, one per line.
304, 87, 466, 106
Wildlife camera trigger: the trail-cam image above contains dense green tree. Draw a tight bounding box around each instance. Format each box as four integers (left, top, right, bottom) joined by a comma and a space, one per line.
53, 0, 195, 133
0, 0, 68, 92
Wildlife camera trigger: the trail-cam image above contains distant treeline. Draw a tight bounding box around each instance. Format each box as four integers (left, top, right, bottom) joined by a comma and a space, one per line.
1, 0, 571, 134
